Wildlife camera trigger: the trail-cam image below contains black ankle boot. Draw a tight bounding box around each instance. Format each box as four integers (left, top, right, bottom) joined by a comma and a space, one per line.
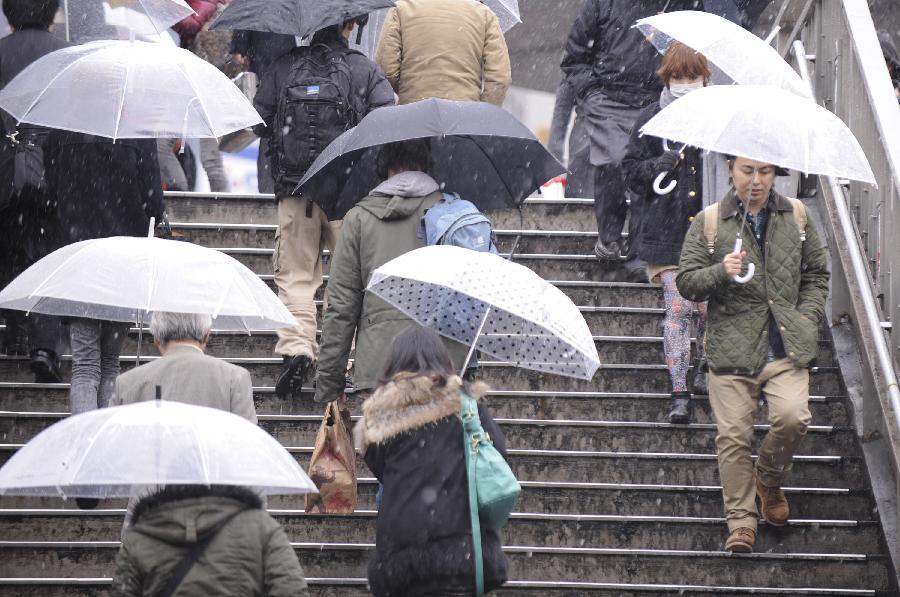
668, 391, 692, 424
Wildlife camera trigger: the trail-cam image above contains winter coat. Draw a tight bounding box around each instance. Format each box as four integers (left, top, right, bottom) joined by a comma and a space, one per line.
315, 172, 467, 402
229, 31, 296, 79
355, 373, 509, 596
253, 33, 395, 197
622, 102, 703, 266
676, 190, 830, 375
375, 0, 511, 106
112, 486, 308, 597
561, 0, 704, 108
50, 134, 164, 245
172, 0, 226, 47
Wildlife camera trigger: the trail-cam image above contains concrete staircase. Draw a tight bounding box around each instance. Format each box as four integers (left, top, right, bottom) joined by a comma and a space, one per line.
0, 194, 894, 595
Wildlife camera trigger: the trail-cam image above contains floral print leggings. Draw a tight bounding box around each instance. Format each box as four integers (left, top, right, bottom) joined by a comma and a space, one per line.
660, 269, 707, 393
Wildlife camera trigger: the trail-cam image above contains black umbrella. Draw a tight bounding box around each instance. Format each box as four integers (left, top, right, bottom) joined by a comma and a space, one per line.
211, 0, 395, 38
295, 99, 566, 220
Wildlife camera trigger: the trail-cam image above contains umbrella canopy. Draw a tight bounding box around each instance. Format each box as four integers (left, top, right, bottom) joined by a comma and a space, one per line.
367, 245, 600, 381
64, 0, 195, 42
0, 40, 262, 140
0, 400, 317, 498
297, 99, 565, 220
640, 84, 876, 184
635, 11, 811, 98
0, 236, 294, 331
211, 0, 395, 37
482, 0, 521, 32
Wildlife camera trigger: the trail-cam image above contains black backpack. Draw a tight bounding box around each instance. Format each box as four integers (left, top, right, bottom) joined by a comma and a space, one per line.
272, 44, 363, 185
0, 127, 49, 210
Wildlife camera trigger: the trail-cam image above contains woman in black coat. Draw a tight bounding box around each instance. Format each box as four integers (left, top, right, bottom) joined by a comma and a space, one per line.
622, 42, 710, 426
354, 325, 509, 596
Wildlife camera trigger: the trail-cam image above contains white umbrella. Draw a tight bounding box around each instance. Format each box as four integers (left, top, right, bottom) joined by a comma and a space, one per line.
367, 245, 600, 381
0, 40, 262, 140
635, 11, 811, 98
0, 400, 317, 498
0, 236, 294, 331
64, 0, 194, 42
483, 0, 520, 32
640, 84, 876, 185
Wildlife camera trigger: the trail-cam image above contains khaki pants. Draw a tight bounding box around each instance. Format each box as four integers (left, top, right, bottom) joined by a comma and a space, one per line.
273, 197, 341, 358
708, 358, 811, 531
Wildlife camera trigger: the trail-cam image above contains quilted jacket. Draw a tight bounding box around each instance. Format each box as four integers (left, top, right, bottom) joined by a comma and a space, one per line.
676, 190, 829, 376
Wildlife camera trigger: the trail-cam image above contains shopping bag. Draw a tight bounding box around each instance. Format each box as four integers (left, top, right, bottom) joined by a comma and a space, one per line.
305, 401, 357, 514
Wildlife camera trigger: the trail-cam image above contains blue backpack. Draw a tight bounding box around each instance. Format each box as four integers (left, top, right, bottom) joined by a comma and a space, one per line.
421, 193, 497, 254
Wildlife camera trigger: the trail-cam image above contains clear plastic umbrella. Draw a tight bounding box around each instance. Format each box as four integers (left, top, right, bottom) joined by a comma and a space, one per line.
640, 84, 876, 185
367, 245, 600, 381
64, 0, 195, 42
0, 236, 294, 331
0, 400, 317, 498
635, 11, 811, 98
482, 0, 520, 32
0, 40, 262, 140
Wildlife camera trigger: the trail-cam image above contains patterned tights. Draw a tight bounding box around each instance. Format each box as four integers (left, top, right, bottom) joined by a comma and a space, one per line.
659, 269, 707, 393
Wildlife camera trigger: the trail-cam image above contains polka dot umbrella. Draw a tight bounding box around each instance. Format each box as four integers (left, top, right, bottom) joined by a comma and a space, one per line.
366, 245, 600, 381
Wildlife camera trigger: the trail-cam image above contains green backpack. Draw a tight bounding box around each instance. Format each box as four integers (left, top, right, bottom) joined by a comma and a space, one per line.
460, 391, 521, 596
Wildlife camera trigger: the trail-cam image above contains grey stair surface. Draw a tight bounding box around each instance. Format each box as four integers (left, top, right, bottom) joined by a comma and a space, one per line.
0, 194, 893, 596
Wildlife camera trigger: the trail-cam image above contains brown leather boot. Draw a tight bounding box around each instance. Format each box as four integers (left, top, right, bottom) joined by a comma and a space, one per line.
724, 527, 756, 553
756, 478, 790, 526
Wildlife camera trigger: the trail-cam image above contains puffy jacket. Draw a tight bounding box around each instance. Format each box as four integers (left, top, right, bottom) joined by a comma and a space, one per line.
375, 0, 511, 106
676, 190, 829, 375
112, 486, 308, 597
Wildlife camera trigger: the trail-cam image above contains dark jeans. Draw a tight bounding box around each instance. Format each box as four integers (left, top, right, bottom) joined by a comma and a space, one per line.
594, 163, 628, 244
1, 310, 63, 356
69, 318, 128, 414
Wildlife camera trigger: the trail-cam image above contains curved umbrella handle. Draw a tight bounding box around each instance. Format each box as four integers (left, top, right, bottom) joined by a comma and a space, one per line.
731, 237, 755, 284
653, 172, 677, 195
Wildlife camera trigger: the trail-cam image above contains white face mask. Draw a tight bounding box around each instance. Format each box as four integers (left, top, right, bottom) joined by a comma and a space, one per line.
669, 81, 704, 98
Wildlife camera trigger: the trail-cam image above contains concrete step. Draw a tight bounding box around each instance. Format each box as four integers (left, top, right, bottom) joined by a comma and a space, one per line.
0, 385, 854, 426
0, 445, 865, 487
0, 481, 875, 521
0, 357, 846, 395
0, 412, 855, 455
0, 510, 883, 553
0, 542, 889, 591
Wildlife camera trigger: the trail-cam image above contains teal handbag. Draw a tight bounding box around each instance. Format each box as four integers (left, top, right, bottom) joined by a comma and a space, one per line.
461, 391, 521, 596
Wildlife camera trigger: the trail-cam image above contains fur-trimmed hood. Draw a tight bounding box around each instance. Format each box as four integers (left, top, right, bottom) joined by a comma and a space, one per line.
354, 373, 489, 451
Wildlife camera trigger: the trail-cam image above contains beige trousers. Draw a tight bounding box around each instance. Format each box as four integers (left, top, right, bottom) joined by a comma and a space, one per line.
708, 358, 811, 531
273, 197, 341, 358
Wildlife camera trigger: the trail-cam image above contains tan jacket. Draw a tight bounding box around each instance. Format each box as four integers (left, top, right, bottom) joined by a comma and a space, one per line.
375, 0, 511, 106
112, 345, 257, 423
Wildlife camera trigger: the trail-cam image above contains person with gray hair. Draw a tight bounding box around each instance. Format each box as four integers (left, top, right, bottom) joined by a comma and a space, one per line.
111, 311, 256, 423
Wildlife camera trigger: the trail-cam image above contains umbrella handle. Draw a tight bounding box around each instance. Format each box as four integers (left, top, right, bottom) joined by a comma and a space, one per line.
653, 172, 677, 195
731, 237, 755, 284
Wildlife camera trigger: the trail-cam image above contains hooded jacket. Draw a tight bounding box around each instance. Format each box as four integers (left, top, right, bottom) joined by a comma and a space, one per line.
355, 373, 509, 596
676, 190, 830, 375
112, 486, 308, 597
316, 172, 457, 402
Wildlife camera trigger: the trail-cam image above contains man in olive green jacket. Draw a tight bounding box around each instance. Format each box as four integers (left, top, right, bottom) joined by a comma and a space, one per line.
315, 139, 466, 403
677, 157, 829, 554
375, 0, 511, 106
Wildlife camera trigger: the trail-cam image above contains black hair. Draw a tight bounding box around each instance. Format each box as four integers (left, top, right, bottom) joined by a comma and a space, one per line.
377, 324, 455, 386
310, 14, 370, 45
724, 154, 790, 177
3, 0, 58, 30
375, 138, 433, 180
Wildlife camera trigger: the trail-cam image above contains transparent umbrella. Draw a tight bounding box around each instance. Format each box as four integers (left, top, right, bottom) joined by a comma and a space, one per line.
482, 0, 520, 32
0, 40, 262, 140
0, 236, 295, 331
640, 84, 876, 185
63, 0, 194, 42
0, 400, 317, 498
635, 11, 810, 97
367, 245, 600, 381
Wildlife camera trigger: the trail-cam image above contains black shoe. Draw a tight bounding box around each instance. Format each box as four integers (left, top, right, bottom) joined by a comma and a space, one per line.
30, 349, 62, 383
691, 365, 708, 395
75, 497, 100, 510
667, 391, 692, 424
275, 355, 314, 399
593, 239, 621, 262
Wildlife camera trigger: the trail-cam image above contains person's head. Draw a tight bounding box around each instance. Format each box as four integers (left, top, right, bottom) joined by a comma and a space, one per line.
657, 41, 710, 98
3, 0, 58, 31
149, 311, 213, 353
375, 138, 433, 180
727, 156, 777, 208
312, 15, 368, 43
377, 325, 454, 385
